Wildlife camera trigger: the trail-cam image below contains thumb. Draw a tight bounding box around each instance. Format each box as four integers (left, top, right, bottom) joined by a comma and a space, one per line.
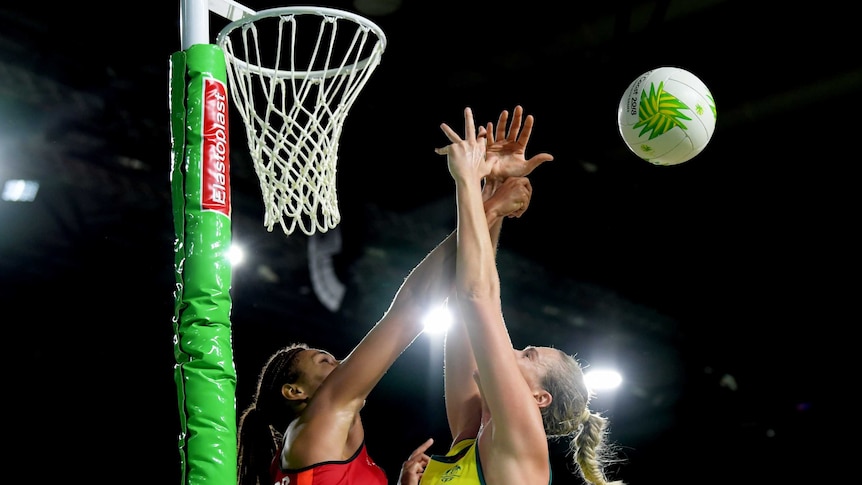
524, 153, 554, 174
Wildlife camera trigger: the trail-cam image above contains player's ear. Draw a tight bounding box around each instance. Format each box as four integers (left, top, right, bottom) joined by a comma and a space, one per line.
281, 383, 305, 402
534, 389, 552, 409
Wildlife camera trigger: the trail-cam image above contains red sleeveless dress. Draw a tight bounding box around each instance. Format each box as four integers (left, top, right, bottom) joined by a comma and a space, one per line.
270, 441, 387, 485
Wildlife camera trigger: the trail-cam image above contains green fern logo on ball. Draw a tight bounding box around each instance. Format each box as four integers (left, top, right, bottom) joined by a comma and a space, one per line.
633, 81, 693, 140
706, 93, 717, 119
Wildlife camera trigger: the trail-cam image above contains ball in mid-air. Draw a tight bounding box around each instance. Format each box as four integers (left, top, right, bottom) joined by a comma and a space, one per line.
618, 67, 717, 166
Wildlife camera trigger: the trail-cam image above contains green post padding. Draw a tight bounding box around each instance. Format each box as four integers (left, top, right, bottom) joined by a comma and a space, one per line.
169, 43, 237, 485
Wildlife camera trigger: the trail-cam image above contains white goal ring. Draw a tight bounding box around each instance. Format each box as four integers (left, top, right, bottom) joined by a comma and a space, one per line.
215, 6, 387, 80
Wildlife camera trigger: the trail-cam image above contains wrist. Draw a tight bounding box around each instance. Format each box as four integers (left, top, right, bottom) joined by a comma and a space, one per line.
481, 177, 501, 201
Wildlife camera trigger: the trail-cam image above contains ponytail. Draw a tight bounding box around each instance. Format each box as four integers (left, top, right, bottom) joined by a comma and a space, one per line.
237, 406, 281, 485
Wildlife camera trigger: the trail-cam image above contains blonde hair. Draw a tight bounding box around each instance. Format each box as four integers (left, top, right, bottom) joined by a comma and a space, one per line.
540, 349, 626, 485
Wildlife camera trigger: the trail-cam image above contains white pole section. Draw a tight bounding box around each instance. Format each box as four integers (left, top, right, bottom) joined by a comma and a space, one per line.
180, 0, 211, 50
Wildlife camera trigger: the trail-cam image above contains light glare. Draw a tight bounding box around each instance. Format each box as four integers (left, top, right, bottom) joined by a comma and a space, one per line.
228, 244, 245, 266
584, 369, 623, 391
2, 179, 39, 202
423, 305, 452, 334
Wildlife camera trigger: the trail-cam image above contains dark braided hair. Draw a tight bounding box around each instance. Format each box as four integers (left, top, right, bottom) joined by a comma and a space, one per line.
237, 343, 308, 485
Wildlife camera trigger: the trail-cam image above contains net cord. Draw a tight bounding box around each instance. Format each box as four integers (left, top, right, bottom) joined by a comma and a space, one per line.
217, 8, 386, 235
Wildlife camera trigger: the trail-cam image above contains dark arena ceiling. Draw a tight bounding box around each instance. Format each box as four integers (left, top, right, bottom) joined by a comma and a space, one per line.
0, 1, 854, 484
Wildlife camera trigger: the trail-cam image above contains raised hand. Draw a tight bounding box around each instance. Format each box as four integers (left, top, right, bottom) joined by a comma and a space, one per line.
435, 107, 493, 184
485, 105, 554, 181
397, 438, 434, 485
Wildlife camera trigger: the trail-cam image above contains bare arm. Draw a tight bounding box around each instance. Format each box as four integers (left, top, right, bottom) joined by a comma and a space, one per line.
318, 228, 456, 402
442, 106, 548, 449
289, 225, 458, 462
444, 177, 533, 445
438, 107, 549, 483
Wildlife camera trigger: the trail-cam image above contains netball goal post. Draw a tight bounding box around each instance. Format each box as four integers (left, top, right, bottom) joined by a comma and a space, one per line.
170, 2, 386, 485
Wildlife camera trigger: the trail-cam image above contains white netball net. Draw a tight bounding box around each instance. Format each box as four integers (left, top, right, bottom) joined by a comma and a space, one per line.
216, 7, 386, 236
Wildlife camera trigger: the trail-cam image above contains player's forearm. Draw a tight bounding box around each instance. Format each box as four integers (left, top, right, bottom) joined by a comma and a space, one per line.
387, 230, 457, 314
455, 177, 499, 298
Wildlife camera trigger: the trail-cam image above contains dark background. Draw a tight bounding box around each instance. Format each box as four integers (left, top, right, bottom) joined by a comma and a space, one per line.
1, 1, 853, 483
